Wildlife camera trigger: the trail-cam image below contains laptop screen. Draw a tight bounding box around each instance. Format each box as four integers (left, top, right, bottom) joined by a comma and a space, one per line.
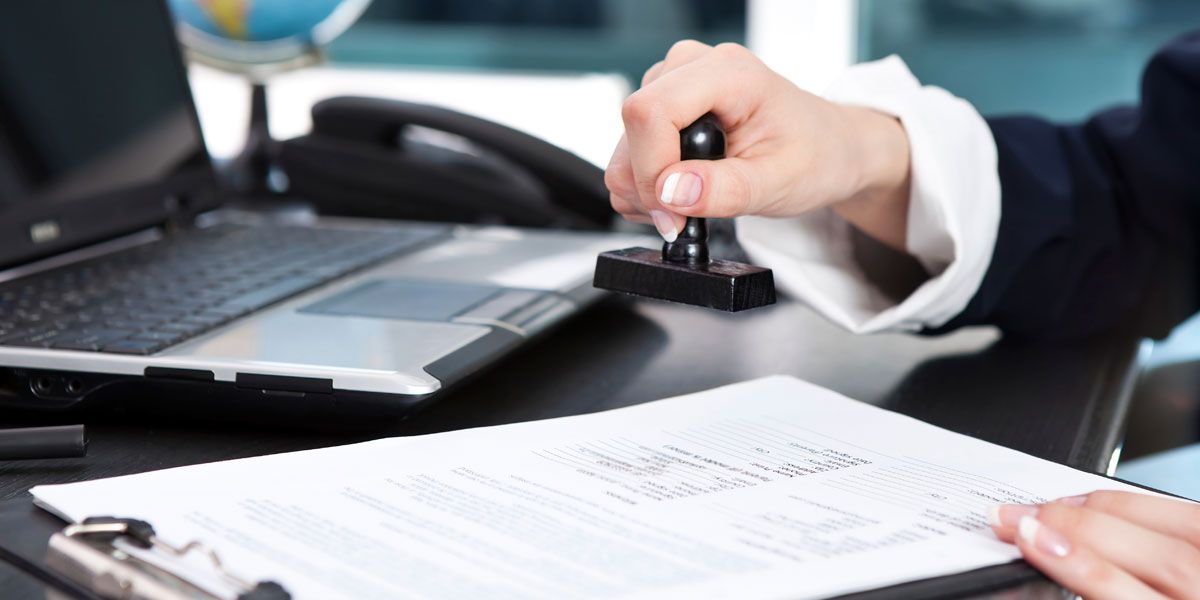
0, 0, 214, 270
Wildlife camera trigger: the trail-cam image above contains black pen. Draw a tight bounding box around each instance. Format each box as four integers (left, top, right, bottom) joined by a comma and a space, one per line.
0, 425, 87, 460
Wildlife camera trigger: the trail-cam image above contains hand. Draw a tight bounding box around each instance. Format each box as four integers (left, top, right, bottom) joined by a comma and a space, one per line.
605, 40, 912, 250
989, 491, 1200, 599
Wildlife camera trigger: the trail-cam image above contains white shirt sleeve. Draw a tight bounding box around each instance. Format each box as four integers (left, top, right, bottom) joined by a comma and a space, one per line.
736, 55, 1000, 333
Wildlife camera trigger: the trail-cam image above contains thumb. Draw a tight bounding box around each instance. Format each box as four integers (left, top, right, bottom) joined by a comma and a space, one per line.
656, 158, 761, 219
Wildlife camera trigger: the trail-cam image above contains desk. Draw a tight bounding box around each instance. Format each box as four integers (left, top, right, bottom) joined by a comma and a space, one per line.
0, 297, 1144, 599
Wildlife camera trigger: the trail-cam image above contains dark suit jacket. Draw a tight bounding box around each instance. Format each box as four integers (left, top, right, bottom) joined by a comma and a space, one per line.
928, 32, 1200, 340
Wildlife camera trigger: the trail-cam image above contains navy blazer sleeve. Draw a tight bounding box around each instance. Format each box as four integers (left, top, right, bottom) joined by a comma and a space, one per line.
926, 32, 1200, 340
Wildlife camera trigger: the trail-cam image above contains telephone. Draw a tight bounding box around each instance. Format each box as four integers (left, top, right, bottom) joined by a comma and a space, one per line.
278, 96, 614, 230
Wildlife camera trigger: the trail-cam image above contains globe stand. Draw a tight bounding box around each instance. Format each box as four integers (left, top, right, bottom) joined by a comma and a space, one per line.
171, 0, 373, 196
180, 49, 324, 199
227, 82, 275, 197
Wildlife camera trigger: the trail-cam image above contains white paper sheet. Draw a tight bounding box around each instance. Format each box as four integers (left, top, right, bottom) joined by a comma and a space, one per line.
31, 376, 1147, 599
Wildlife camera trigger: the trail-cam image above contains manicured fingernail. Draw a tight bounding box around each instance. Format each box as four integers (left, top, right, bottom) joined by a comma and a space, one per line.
660, 172, 702, 207
1018, 516, 1071, 558
1055, 495, 1089, 507
989, 504, 1038, 528
649, 210, 678, 242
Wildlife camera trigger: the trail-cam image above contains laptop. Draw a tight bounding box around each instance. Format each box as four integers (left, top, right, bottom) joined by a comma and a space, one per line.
0, 2, 643, 421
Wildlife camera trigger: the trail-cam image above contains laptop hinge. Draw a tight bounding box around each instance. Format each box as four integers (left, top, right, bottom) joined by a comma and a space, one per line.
162, 194, 196, 234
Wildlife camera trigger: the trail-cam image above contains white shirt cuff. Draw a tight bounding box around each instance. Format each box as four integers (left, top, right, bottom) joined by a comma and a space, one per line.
736, 55, 1000, 333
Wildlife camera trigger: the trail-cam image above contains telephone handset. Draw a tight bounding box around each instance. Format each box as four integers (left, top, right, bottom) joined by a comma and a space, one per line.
278, 96, 614, 230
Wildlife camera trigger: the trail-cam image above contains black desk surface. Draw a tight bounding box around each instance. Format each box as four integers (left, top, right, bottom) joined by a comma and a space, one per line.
0, 297, 1143, 599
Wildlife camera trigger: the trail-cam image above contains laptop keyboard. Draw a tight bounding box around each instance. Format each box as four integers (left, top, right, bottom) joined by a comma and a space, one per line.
0, 225, 443, 355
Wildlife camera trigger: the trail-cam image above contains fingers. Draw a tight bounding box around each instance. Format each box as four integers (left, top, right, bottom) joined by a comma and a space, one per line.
613, 41, 744, 236
1015, 514, 1170, 600
1082, 490, 1200, 547
641, 39, 711, 87
609, 41, 774, 237
1041, 503, 1200, 599
618, 39, 715, 210
606, 136, 676, 237
991, 492, 1200, 546
642, 61, 665, 88
988, 503, 1036, 543
621, 44, 769, 222
606, 136, 671, 233
656, 157, 767, 219
605, 134, 636, 208
611, 145, 770, 233
991, 498, 1200, 599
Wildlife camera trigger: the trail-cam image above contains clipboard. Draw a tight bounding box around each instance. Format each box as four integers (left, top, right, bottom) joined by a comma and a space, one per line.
0, 493, 1046, 600
0, 497, 1048, 600
42, 515, 291, 600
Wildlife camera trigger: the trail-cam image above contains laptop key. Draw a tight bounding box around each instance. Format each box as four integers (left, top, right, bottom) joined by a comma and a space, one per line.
105, 318, 151, 331
136, 310, 188, 323
0, 324, 56, 344
220, 278, 314, 309
61, 326, 136, 339
182, 311, 235, 327
101, 339, 166, 355
129, 331, 186, 345
217, 276, 322, 312
4, 329, 67, 348
156, 322, 206, 336
201, 304, 254, 319
51, 330, 135, 352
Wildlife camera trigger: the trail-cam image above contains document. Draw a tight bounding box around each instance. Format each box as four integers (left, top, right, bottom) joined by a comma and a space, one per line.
31, 376, 1148, 599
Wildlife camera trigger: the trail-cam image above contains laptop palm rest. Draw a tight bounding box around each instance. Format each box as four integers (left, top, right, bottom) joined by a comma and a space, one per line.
299, 278, 566, 333
302, 279, 505, 322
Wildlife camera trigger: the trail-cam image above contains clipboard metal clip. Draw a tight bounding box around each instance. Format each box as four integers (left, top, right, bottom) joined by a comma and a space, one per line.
46, 516, 291, 600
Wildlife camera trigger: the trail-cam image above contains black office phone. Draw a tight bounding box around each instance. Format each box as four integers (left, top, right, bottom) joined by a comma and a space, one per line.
278, 96, 613, 230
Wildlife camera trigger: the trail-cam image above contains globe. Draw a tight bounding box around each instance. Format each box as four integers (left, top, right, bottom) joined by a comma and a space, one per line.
166, 0, 374, 194
168, 0, 372, 69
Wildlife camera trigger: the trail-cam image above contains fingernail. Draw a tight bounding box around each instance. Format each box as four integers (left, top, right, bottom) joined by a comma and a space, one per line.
989, 504, 1038, 528
660, 172, 702, 207
649, 210, 678, 242
1018, 515, 1071, 558
1055, 494, 1089, 507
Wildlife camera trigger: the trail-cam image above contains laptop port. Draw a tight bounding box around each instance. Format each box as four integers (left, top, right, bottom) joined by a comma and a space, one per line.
32, 376, 54, 395
65, 378, 84, 395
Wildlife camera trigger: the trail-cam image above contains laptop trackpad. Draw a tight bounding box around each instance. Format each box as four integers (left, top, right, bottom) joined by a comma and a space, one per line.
302, 279, 503, 321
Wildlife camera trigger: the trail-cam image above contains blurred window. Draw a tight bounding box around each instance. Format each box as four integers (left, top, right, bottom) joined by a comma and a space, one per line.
860, 0, 1200, 120
327, 0, 747, 86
